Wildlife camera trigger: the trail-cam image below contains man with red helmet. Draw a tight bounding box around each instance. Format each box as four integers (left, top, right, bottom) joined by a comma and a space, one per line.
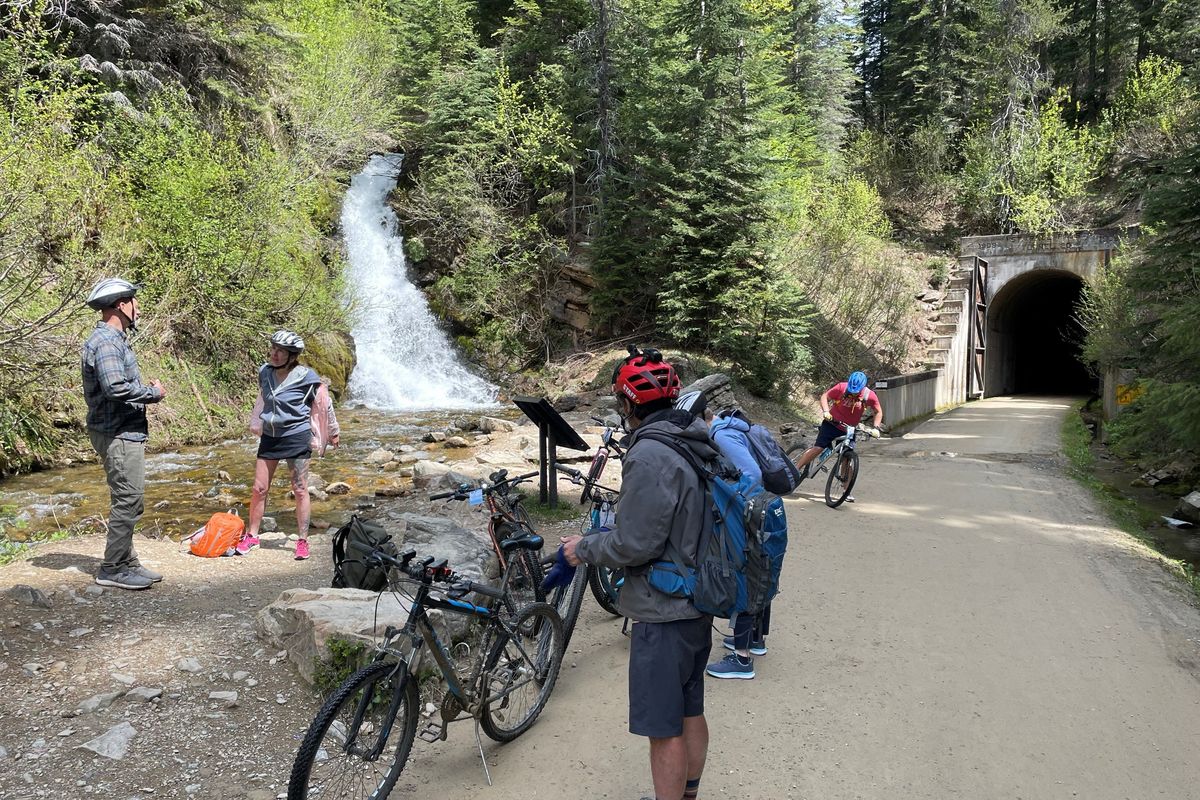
563, 346, 718, 800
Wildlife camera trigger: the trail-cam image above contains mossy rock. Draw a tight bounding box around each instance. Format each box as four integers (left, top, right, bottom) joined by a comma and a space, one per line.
302, 331, 357, 399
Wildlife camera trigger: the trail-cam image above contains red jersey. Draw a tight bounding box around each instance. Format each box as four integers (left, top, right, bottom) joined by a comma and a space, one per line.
826, 382, 880, 427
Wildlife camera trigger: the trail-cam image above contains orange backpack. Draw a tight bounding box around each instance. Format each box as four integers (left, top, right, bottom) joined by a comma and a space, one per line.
188, 510, 245, 558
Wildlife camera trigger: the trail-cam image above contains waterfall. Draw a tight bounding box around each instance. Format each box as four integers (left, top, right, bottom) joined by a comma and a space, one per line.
342, 154, 498, 410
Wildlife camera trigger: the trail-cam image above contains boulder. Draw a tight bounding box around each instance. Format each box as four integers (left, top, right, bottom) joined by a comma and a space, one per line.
365, 449, 394, 465
326, 482, 352, 495
422, 431, 447, 443
678, 373, 738, 414
1174, 491, 1200, 526
444, 436, 470, 448
258, 588, 411, 684
478, 416, 518, 434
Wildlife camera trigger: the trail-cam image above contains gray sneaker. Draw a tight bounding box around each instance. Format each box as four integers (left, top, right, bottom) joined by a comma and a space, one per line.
95, 568, 154, 591
131, 564, 163, 583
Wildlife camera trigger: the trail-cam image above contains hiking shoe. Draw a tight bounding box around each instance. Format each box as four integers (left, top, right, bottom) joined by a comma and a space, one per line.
294, 539, 310, 560
234, 534, 260, 555
846, 495, 855, 503
131, 564, 163, 583
95, 568, 153, 591
723, 635, 767, 656
706, 653, 755, 680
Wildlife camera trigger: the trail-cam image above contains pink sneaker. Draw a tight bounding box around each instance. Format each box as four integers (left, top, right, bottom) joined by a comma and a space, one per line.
294, 539, 310, 560
235, 534, 260, 555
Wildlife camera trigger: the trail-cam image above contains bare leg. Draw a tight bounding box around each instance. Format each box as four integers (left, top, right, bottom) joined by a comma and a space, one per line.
649, 715, 709, 800
795, 445, 823, 471
291, 459, 311, 540
248, 458, 279, 538
649, 735, 687, 800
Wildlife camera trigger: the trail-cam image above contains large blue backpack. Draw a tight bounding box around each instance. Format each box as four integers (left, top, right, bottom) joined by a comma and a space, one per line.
638, 431, 777, 619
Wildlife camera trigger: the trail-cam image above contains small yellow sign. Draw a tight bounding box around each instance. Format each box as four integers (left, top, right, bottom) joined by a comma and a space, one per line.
1116, 383, 1143, 406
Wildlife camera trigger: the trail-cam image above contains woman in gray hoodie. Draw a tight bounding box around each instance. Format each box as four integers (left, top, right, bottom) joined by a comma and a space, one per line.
240, 330, 330, 560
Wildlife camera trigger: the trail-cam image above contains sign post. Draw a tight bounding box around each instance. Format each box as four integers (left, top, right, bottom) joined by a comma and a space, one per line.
513, 397, 589, 508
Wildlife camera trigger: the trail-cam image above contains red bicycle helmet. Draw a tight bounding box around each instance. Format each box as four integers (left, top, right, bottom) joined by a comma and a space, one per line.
611, 346, 681, 405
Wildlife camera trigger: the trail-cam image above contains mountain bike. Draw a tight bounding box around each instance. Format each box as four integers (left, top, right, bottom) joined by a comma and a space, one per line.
785, 423, 880, 508
287, 540, 565, 799
432, 469, 588, 649
555, 421, 626, 616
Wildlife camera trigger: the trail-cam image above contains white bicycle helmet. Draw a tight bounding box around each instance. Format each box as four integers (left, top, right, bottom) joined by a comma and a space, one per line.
269, 330, 305, 354
86, 277, 140, 310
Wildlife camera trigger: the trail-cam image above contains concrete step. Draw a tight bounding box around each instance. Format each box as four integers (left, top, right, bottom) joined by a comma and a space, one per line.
932, 335, 955, 348
948, 276, 972, 290
934, 322, 959, 335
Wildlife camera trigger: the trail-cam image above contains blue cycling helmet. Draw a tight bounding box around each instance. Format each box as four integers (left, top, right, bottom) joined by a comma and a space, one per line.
846, 371, 868, 394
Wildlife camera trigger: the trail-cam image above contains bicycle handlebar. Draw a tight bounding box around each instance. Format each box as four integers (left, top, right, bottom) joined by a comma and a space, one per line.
428, 470, 542, 502
346, 540, 505, 600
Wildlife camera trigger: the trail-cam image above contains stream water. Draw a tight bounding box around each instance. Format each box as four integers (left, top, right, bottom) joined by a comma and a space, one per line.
0, 155, 500, 552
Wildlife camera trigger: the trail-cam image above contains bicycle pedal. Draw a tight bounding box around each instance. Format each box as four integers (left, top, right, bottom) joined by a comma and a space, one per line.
418, 721, 446, 743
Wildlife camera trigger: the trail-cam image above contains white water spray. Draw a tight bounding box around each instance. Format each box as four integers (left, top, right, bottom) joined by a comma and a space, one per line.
342, 155, 498, 410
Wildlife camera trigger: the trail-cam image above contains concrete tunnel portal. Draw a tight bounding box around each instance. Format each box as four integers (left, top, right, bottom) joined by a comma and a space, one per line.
985, 269, 1096, 397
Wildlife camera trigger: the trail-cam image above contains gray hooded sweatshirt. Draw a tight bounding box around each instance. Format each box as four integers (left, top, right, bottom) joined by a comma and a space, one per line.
574, 408, 720, 623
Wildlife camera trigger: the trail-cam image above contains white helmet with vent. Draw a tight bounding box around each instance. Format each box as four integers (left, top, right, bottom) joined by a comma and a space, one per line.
86, 277, 140, 310
269, 330, 305, 354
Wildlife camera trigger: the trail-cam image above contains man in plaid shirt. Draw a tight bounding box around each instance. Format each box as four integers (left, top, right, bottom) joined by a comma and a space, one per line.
81, 278, 167, 591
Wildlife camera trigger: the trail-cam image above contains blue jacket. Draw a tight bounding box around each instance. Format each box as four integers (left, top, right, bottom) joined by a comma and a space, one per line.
709, 414, 762, 484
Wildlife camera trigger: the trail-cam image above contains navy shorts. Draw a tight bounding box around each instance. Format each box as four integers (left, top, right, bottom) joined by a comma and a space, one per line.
813, 419, 845, 449
628, 616, 713, 738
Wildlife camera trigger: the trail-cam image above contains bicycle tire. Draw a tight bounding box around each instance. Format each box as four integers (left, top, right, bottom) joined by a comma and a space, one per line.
479, 602, 564, 743
551, 561, 588, 650
587, 565, 623, 616
287, 661, 419, 800
495, 522, 547, 608
824, 450, 859, 508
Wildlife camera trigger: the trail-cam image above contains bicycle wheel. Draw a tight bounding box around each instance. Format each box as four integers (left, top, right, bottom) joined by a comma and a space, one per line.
495, 522, 547, 608
550, 561, 588, 649
587, 565, 623, 616
288, 661, 419, 800
824, 450, 859, 508
785, 442, 812, 481
479, 602, 564, 743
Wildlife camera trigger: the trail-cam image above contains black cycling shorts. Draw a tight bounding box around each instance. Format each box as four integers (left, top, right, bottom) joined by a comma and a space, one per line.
628, 616, 713, 738
814, 419, 845, 449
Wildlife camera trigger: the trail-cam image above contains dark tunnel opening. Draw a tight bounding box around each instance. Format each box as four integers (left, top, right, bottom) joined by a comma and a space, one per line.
986, 270, 1097, 396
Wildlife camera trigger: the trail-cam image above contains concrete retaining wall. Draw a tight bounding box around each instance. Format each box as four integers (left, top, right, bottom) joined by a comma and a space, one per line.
874, 370, 940, 427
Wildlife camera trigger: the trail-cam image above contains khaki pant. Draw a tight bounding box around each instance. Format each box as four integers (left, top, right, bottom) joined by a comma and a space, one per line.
89, 432, 145, 573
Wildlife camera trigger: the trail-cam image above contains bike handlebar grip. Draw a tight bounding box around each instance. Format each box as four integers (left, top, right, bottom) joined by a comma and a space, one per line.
516, 470, 540, 481
347, 540, 402, 568
428, 490, 457, 500
554, 464, 581, 476
462, 581, 505, 600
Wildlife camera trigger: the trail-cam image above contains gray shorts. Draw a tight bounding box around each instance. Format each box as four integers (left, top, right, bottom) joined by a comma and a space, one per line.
628, 616, 713, 738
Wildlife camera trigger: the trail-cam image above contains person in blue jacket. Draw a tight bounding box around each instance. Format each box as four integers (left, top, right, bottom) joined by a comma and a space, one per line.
677, 390, 776, 680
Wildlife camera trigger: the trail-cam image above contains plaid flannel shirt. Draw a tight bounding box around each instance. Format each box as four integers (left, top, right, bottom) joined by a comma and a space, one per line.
81, 323, 163, 441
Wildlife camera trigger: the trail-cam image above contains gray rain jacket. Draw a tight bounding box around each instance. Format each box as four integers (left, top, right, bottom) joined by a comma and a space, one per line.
574, 408, 720, 623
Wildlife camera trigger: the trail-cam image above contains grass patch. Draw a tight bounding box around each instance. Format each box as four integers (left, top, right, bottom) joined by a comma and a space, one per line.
1061, 402, 1200, 597
522, 494, 586, 525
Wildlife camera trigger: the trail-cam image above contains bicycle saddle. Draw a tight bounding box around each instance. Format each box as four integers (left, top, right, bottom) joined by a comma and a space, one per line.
500, 534, 544, 553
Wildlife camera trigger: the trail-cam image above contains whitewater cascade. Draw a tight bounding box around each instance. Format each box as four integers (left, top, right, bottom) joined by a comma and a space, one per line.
342, 154, 497, 410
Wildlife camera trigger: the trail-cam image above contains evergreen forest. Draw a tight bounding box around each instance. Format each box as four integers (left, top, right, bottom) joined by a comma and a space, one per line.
1, 0, 1198, 473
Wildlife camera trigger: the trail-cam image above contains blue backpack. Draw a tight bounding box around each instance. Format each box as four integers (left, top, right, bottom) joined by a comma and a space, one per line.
638, 432, 776, 619
760, 496, 787, 604
744, 422, 803, 496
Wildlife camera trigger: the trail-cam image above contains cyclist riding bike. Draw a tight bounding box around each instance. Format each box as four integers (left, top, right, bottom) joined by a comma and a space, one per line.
793, 371, 884, 481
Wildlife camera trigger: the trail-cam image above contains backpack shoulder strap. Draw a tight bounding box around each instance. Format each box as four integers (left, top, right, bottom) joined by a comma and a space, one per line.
634, 431, 708, 576
637, 430, 709, 482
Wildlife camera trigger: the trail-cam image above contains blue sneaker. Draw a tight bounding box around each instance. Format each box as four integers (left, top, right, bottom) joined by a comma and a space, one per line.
706, 653, 755, 680
722, 635, 767, 656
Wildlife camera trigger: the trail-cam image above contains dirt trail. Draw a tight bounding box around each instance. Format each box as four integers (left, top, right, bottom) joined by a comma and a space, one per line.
3, 396, 1200, 799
